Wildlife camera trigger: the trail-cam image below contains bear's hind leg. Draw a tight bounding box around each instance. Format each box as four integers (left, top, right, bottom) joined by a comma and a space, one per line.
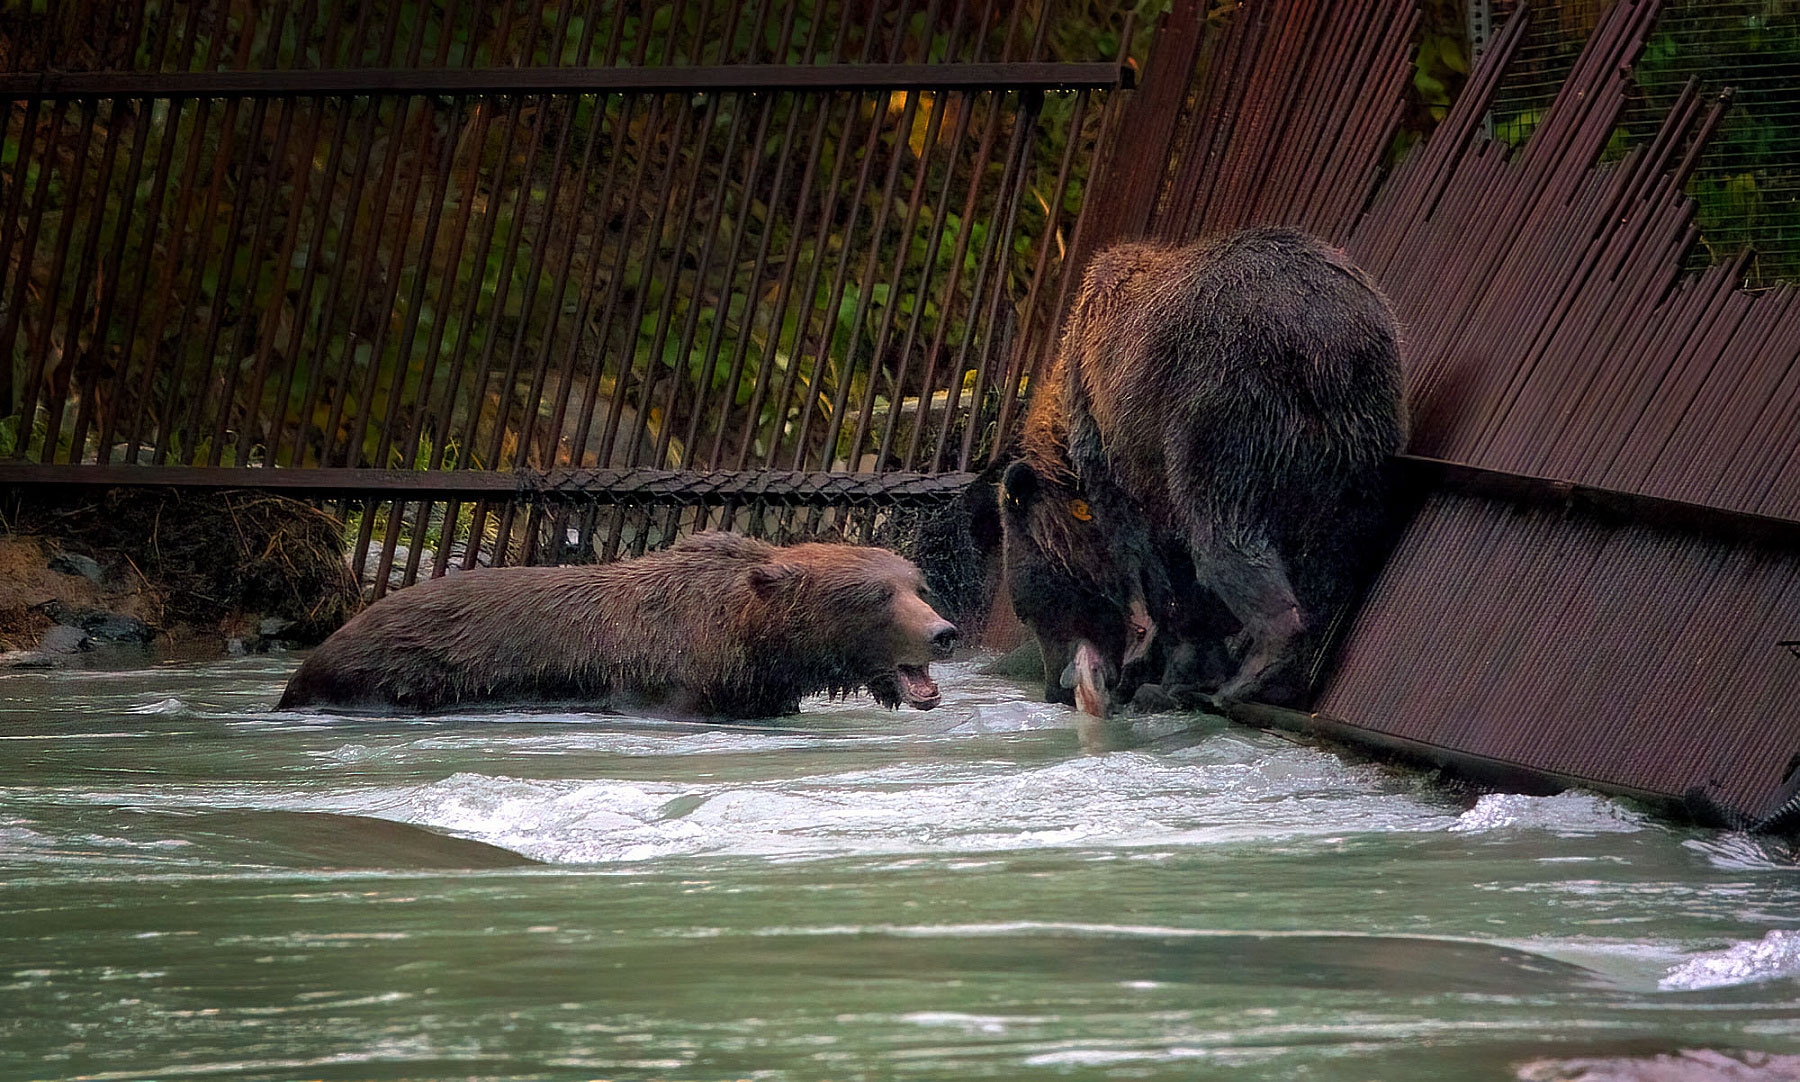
1193, 534, 1304, 705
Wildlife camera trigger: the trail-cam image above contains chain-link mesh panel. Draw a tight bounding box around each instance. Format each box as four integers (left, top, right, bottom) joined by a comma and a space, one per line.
1489, 0, 1800, 286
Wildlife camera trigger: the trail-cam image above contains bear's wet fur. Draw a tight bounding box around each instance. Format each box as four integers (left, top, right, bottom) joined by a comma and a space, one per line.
1001, 226, 1404, 712
279, 532, 958, 717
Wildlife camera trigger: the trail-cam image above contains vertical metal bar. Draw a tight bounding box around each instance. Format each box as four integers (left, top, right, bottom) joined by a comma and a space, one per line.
14, 101, 95, 463
955, 93, 1039, 472
807, 0, 931, 471
772, 0, 896, 470
42, 98, 124, 464
692, 89, 802, 474
534, 0, 637, 475
183, 93, 277, 465
252, 1, 356, 466
333, 0, 445, 469
868, 4, 994, 473
319, 102, 426, 469
510, 0, 615, 474
478, 86, 588, 567
565, 59, 676, 478
276, 2, 392, 467
755, 80, 871, 470
692, 1, 806, 474
895, 86, 1001, 472
0, 98, 43, 330
804, 88, 918, 470
843, 5, 962, 470
54, 0, 152, 460
71, 92, 158, 464
0, 103, 67, 459
453, 95, 552, 570
647, 88, 752, 473
149, 12, 263, 465
231, 89, 330, 466
712, 4, 839, 476
348, 107, 454, 590
989, 87, 1087, 461
100, 11, 208, 459
634, 0, 755, 484
725, 87, 836, 472
428, 99, 528, 581
616, 90, 722, 469
935, 22, 1039, 475
369, 104, 468, 596
206, 113, 311, 477
670, 0, 785, 480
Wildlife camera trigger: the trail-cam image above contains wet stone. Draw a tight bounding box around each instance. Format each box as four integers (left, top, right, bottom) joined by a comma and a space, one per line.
46, 552, 104, 583
68, 609, 154, 644
36, 624, 93, 655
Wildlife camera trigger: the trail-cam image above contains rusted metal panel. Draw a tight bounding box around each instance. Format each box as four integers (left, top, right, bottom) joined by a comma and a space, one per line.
1315, 487, 1800, 826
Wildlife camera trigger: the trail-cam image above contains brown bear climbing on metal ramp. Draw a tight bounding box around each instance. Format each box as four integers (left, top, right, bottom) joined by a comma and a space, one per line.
1001, 227, 1404, 716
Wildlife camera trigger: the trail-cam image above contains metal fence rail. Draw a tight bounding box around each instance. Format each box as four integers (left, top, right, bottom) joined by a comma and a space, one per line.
1, 0, 1128, 592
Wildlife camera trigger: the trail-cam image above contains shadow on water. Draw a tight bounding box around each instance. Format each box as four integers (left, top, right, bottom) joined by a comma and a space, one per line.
128, 808, 541, 870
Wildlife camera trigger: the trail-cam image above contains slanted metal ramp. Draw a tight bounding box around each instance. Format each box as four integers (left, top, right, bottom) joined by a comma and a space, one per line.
1310, 465, 1800, 829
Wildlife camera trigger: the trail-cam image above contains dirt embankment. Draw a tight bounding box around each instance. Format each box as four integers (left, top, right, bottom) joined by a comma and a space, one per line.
0, 489, 360, 665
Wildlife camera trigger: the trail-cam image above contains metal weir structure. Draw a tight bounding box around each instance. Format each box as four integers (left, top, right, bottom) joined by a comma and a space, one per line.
5, 1, 1798, 827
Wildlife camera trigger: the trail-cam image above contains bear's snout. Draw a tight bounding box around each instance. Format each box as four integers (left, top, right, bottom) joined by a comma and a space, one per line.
929, 622, 959, 658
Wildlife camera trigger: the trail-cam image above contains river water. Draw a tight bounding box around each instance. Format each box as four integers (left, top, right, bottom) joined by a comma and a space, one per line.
2, 653, 1798, 1081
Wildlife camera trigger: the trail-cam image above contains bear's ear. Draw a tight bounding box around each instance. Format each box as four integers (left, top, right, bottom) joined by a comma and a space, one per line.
1000, 460, 1040, 516
747, 561, 804, 597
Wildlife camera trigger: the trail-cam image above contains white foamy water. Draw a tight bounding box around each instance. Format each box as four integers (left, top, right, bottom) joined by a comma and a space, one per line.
358, 746, 1461, 863
1660, 930, 1800, 991
2, 651, 1797, 1082
1451, 792, 1649, 835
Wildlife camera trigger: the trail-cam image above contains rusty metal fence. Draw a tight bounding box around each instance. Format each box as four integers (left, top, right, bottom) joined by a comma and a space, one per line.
0, 0, 1128, 592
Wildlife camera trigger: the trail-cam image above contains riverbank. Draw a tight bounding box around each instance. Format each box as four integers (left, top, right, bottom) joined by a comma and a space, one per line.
0, 488, 358, 665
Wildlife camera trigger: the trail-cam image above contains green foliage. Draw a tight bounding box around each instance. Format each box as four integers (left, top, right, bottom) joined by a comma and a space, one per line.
1484, 0, 1799, 286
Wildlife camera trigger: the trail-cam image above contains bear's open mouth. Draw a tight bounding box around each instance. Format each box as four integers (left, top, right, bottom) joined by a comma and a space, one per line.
895, 663, 941, 709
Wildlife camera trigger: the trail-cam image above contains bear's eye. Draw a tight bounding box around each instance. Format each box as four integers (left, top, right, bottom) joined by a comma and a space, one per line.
1068, 499, 1092, 522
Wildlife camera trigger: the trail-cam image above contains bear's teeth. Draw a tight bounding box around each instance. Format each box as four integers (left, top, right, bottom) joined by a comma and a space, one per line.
896, 664, 941, 709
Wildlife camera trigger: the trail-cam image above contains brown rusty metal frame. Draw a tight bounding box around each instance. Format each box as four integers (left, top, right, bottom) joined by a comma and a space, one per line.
1, 0, 1130, 595
0, 461, 976, 504
0, 64, 1129, 98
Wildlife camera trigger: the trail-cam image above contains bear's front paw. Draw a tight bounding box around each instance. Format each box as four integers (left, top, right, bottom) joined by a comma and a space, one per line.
1129, 683, 1182, 714
1160, 683, 1230, 715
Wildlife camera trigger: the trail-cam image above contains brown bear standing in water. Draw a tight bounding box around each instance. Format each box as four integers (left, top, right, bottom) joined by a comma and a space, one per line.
279, 533, 958, 717
1001, 227, 1404, 715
